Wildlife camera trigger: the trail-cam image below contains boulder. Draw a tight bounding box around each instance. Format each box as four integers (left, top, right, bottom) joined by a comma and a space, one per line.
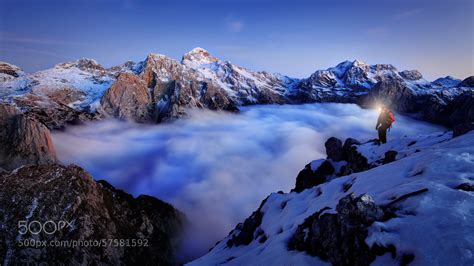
289, 193, 385, 266
383, 150, 398, 164
325, 137, 344, 161
0, 164, 183, 265
293, 160, 335, 193
100, 72, 154, 123
0, 104, 57, 171
341, 138, 369, 173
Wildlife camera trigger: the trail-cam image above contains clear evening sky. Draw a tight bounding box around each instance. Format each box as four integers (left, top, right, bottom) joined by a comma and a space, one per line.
0, 0, 472, 80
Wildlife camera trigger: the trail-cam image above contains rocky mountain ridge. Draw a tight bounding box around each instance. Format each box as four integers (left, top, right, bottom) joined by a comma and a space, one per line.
1, 49, 472, 129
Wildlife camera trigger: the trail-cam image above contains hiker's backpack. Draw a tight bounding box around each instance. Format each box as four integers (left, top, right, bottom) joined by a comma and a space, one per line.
388, 111, 395, 128
389, 111, 395, 124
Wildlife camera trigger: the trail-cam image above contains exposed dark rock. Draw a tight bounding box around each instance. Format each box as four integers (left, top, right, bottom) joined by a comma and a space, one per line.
292, 160, 335, 193
0, 104, 57, 171
458, 76, 474, 87
455, 183, 474, 192
383, 188, 429, 209
453, 122, 474, 137
225, 196, 269, 248
0, 164, 183, 265
325, 137, 344, 161
383, 150, 398, 164
342, 178, 356, 192
438, 91, 474, 127
341, 138, 370, 174
289, 193, 386, 266
293, 137, 376, 192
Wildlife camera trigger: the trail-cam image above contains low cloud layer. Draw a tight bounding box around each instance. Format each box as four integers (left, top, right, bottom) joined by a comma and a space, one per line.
52, 103, 444, 262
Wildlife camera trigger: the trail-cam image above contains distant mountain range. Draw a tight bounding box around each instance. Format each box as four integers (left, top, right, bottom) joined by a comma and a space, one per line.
1, 47, 473, 129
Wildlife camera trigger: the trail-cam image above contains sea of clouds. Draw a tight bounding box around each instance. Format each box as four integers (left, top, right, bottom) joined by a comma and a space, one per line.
52, 103, 445, 262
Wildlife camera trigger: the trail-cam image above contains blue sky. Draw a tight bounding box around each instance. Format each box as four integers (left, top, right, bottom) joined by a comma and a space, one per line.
0, 0, 472, 80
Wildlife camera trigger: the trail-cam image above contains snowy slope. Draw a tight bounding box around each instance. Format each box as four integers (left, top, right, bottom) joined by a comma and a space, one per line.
189, 131, 474, 265
0, 59, 116, 111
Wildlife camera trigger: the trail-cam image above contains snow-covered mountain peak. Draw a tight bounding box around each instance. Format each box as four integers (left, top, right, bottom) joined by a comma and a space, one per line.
0, 61, 25, 81
432, 76, 461, 87
399, 69, 423, 81
182, 47, 219, 68
352, 59, 367, 67
147, 53, 174, 61
55, 58, 105, 73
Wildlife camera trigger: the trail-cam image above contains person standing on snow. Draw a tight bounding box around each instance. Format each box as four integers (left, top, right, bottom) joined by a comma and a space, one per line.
375, 106, 395, 144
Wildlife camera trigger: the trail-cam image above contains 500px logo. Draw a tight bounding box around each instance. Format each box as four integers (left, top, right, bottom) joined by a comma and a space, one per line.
18, 220, 74, 235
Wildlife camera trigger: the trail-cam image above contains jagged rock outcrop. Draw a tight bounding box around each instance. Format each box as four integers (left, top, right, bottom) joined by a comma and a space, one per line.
0, 62, 24, 81
56, 58, 106, 73
0, 164, 183, 265
293, 137, 369, 192
225, 196, 270, 247
325, 137, 344, 161
99, 72, 154, 123
288, 193, 385, 266
0, 104, 57, 171
293, 160, 335, 193
453, 122, 474, 137
459, 76, 474, 87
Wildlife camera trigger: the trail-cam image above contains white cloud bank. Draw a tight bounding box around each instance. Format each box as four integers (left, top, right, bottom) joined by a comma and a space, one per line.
52, 103, 445, 262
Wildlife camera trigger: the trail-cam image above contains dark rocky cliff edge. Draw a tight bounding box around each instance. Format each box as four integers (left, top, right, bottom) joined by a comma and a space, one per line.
0, 103, 184, 265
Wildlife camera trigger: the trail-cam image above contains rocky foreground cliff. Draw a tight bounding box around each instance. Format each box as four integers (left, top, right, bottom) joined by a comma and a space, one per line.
0, 104, 184, 265
1, 48, 473, 129
189, 128, 474, 265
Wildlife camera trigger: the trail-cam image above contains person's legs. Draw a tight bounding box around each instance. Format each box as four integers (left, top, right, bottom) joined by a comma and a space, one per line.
378, 126, 387, 143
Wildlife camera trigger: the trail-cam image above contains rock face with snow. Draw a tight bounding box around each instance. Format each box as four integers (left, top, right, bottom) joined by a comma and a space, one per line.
0, 103, 56, 171
99, 72, 154, 122
190, 131, 474, 265
459, 76, 474, 87
182, 47, 294, 105
0, 62, 24, 82
138, 53, 238, 121
0, 163, 183, 265
288, 193, 386, 266
1, 50, 472, 128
